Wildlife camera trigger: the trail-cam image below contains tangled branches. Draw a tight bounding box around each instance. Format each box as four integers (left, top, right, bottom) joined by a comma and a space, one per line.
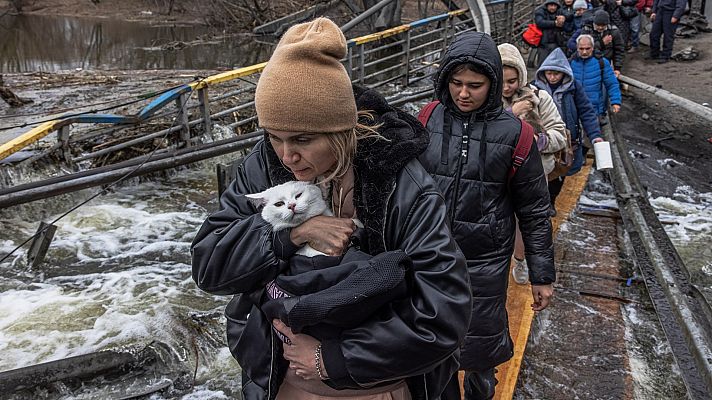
204, 0, 326, 30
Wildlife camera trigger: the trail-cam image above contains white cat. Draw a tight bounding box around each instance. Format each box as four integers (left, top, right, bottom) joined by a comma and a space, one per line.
245, 181, 332, 257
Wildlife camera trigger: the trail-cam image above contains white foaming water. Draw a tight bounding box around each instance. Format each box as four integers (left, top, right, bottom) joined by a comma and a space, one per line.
0, 263, 199, 370
0, 166, 242, 397
648, 186, 712, 298
649, 186, 712, 242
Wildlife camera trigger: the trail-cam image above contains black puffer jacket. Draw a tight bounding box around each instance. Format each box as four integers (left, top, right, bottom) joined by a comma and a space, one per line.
417, 32, 556, 372
191, 85, 472, 400
575, 21, 626, 70
534, 0, 566, 47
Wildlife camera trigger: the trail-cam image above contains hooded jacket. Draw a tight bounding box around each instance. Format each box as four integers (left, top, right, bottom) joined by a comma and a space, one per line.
417, 32, 556, 372
534, 0, 567, 47
498, 43, 567, 176
533, 48, 602, 175
569, 51, 622, 115
191, 85, 472, 400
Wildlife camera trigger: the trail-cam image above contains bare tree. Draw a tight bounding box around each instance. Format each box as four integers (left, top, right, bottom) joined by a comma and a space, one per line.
204, 0, 324, 29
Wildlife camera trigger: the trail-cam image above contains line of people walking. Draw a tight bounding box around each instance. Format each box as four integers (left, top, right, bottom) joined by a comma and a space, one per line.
532, 0, 687, 66
190, 15, 624, 400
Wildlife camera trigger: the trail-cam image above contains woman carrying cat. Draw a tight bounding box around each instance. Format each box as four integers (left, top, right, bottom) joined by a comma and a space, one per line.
497, 43, 567, 284
191, 17, 471, 400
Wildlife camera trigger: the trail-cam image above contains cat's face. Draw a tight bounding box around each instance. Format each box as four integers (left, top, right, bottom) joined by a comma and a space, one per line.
246, 181, 328, 231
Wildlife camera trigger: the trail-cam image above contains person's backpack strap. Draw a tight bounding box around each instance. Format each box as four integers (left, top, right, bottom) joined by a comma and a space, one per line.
509, 120, 535, 182
417, 100, 440, 127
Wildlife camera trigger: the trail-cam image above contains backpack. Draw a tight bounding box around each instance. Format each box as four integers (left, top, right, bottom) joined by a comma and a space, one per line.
417, 101, 535, 182
547, 127, 574, 181
522, 23, 543, 47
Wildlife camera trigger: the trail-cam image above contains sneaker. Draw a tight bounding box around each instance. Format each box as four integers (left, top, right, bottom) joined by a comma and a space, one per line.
657, 58, 669, 64
512, 258, 529, 285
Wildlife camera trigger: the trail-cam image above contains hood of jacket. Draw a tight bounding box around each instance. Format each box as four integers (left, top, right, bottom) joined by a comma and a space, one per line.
498, 43, 528, 88
263, 84, 429, 254
434, 32, 503, 119
535, 47, 574, 94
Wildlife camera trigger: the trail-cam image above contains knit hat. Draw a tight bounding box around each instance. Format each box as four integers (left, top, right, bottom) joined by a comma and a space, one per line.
573, 0, 587, 9
593, 10, 610, 25
255, 17, 357, 133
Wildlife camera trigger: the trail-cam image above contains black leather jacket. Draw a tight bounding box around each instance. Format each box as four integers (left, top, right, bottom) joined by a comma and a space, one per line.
191, 86, 472, 400
418, 32, 556, 371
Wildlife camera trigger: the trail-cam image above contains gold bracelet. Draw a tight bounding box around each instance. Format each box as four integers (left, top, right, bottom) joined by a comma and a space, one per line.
315, 343, 326, 380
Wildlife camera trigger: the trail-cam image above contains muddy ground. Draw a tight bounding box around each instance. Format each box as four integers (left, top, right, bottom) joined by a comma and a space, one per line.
616, 29, 712, 196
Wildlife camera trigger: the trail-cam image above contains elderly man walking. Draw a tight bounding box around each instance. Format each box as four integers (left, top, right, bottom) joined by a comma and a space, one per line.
569, 34, 622, 125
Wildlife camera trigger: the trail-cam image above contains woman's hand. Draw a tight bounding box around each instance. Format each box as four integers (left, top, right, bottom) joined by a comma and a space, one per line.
273, 320, 327, 380
511, 100, 533, 118
290, 215, 356, 256
531, 284, 554, 311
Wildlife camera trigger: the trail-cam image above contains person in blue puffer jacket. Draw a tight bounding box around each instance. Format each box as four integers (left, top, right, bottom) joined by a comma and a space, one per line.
569, 34, 621, 122
533, 47, 603, 211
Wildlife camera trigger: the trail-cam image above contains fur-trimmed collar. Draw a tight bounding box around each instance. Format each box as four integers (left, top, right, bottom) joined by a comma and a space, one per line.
262, 85, 429, 254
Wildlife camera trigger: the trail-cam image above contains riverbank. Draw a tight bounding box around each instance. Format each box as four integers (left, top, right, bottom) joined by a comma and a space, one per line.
0, 0, 206, 25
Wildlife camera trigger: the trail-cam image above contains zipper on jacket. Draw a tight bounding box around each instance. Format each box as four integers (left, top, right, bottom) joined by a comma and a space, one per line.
450, 120, 470, 226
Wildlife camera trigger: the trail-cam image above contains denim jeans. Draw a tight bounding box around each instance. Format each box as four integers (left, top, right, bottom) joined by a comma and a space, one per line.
629, 14, 641, 47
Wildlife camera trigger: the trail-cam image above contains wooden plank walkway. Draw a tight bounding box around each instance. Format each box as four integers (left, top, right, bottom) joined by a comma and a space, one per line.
492, 162, 593, 400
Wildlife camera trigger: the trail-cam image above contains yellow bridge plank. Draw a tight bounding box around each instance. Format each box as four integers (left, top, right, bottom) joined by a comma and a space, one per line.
191, 62, 268, 89
492, 162, 594, 400
0, 121, 62, 160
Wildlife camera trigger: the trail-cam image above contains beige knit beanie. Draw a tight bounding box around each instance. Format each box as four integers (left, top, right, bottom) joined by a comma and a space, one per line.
255, 17, 357, 133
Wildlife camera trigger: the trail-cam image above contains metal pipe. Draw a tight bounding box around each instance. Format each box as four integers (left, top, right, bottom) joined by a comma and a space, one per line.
0, 132, 263, 197
618, 75, 712, 123
358, 46, 366, 83
0, 346, 153, 393
340, 0, 396, 33
0, 135, 263, 209
402, 30, 412, 87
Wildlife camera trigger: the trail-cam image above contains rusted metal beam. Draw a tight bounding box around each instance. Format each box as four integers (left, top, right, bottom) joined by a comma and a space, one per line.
0, 133, 262, 209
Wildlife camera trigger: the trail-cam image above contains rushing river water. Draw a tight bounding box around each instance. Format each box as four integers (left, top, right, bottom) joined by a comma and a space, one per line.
0, 14, 275, 72
0, 162, 243, 398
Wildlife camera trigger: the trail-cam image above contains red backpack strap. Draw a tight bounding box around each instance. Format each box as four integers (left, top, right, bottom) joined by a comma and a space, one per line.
417, 100, 440, 127
509, 120, 535, 182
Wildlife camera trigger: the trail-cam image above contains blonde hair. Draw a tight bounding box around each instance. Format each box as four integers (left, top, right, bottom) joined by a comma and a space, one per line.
321, 110, 384, 184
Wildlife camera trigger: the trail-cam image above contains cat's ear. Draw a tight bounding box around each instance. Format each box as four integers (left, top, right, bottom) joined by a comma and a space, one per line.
244, 192, 267, 208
